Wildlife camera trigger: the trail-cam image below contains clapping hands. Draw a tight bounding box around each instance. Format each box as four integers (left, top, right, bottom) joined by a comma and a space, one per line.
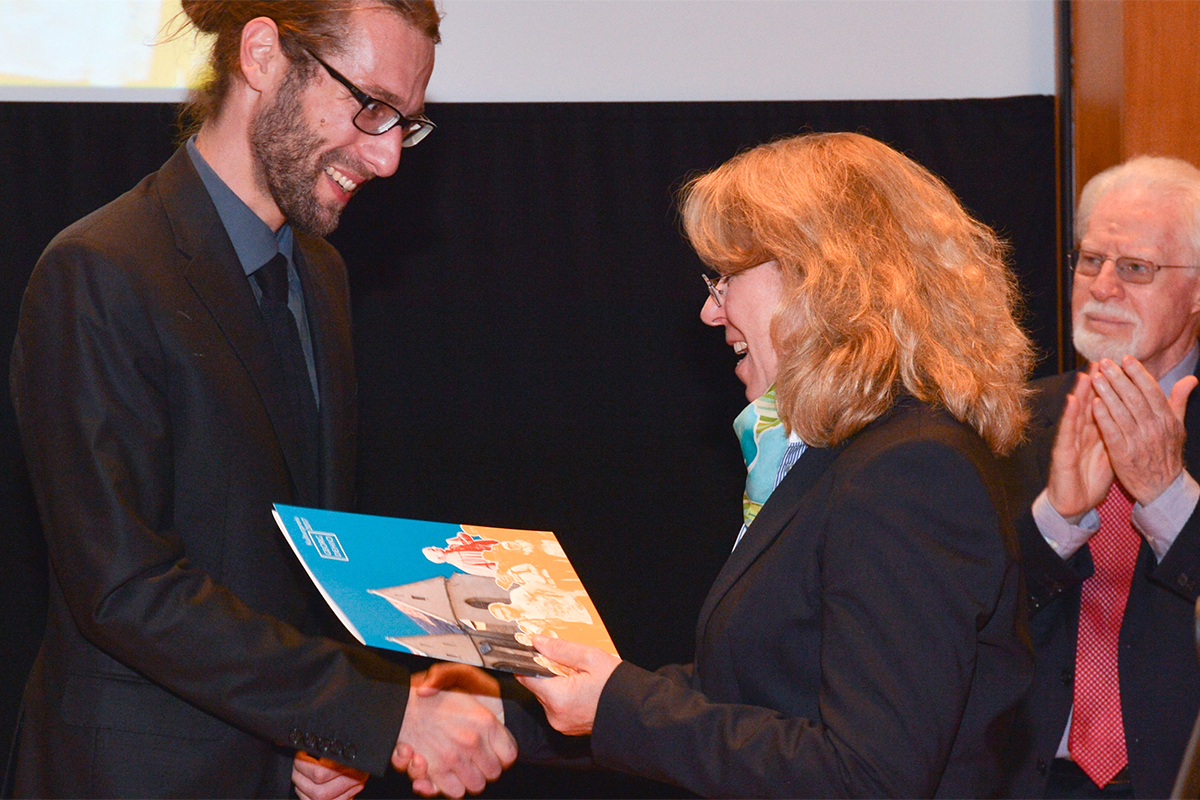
1047, 356, 1197, 518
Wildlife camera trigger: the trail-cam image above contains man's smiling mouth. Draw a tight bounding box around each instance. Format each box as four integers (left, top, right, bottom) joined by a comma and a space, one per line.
325, 165, 359, 193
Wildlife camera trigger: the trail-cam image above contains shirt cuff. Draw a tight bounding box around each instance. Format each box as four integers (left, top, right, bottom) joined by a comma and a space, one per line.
1132, 470, 1198, 563
1033, 489, 1099, 560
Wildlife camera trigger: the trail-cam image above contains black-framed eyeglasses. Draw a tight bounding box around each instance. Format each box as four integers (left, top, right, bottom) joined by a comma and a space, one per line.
702, 274, 727, 306
1072, 249, 1198, 285
306, 49, 434, 146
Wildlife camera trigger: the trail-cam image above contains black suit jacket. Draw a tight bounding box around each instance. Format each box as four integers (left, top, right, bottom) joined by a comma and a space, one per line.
1002, 369, 1200, 799
8, 147, 411, 798
584, 398, 1031, 798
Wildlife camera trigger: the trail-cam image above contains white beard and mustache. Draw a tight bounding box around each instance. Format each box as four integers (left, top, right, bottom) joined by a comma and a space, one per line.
1072, 299, 1144, 364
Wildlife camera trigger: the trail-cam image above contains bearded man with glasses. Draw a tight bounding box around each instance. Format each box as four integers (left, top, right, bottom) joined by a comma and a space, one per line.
6, 3, 516, 799
1004, 155, 1200, 799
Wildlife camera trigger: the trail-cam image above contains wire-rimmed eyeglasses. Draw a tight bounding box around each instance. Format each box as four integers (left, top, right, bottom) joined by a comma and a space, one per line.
1072, 249, 1199, 285
702, 274, 727, 306
306, 49, 435, 147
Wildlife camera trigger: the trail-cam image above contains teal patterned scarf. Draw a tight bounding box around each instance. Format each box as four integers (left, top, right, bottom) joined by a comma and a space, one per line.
732, 386, 789, 528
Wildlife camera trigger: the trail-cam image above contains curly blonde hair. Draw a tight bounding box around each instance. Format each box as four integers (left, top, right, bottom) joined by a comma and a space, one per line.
680, 132, 1033, 454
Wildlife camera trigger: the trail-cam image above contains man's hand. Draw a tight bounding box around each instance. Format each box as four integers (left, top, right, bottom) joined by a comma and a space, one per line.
1090, 356, 1196, 505
514, 635, 621, 736
1046, 368, 1115, 520
292, 751, 368, 800
394, 664, 517, 798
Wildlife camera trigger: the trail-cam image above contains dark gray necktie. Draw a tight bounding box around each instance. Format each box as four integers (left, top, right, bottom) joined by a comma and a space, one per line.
253, 253, 319, 500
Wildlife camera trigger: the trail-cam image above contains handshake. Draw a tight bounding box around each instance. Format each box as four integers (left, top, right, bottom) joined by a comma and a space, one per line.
292, 662, 515, 800
290, 636, 621, 800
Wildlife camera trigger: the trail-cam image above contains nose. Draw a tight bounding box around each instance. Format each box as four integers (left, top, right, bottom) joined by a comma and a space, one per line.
358, 127, 404, 178
1088, 258, 1126, 302
700, 294, 724, 326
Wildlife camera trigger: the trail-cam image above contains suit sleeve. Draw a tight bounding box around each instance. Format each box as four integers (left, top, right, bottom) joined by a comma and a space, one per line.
11, 238, 410, 774
1158, 385, 1200, 602
589, 440, 1014, 798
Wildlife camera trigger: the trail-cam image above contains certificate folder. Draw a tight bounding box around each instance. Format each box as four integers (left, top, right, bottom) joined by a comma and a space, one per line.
273, 504, 618, 676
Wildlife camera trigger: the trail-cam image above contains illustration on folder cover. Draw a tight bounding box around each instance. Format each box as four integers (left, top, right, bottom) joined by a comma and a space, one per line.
273, 504, 619, 676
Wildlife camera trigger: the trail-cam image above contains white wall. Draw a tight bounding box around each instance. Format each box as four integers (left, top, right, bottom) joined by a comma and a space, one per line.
430, 0, 1056, 102
0, 0, 1055, 102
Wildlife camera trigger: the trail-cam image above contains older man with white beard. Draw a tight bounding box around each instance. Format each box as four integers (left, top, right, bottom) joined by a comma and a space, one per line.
1003, 155, 1200, 800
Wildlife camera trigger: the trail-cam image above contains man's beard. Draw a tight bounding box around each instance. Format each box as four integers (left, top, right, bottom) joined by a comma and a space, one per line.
250, 68, 343, 237
1072, 299, 1144, 364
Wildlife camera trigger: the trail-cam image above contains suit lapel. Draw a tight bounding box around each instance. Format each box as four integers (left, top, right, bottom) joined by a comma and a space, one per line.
1185, 357, 1200, 469
292, 238, 355, 508
156, 147, 316, 502
695, 443, 842, 643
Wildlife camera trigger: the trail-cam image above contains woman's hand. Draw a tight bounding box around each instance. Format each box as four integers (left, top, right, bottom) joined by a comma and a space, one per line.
515, 635, 621, 736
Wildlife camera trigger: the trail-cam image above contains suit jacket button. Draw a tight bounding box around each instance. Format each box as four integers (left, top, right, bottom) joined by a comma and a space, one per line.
304, 733, 318, 750
1179, 573, 1195, 590
289, 727, 303, 746
1037, 758, 1048, 775
345, 744, 357, 760
330, 740, 345, 758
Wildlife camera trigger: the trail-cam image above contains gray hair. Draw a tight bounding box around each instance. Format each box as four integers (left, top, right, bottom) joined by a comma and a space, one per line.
1076, 154, 1200, 261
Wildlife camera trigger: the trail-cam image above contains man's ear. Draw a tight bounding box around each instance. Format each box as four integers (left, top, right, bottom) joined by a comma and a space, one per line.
239, 16, 286, 94
1189, 266, 1200, 315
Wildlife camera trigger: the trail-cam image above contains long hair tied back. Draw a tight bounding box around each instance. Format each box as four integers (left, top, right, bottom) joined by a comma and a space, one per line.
174, 0, 440, 133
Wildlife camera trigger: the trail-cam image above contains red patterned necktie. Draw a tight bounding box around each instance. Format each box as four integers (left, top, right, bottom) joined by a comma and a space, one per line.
1068, 481, 1141, 787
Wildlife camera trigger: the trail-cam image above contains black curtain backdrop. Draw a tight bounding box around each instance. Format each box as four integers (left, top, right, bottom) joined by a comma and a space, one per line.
0, 96, 1056, 798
